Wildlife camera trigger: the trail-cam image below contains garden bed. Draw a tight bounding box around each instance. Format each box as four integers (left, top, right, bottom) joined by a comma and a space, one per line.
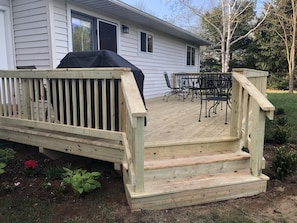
1, 140, 297, 222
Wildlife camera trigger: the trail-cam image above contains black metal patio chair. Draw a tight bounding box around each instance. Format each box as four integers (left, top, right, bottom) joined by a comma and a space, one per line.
198, 73, 232, 124
163, 72, 184, 101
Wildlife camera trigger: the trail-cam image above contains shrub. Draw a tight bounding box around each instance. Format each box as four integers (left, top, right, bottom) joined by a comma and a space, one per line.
0, 148, 16, 164
62, 167, 101, 195
272, 146, 297, 180
265, 107, 291, 144
273, 125, 291, 144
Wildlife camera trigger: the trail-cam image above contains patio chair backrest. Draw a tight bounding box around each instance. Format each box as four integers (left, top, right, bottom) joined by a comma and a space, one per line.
164, 72, 172, 89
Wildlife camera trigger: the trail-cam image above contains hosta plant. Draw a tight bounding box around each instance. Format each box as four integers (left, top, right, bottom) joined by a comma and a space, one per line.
62, 167, 101, 195
0, 162, 6, 174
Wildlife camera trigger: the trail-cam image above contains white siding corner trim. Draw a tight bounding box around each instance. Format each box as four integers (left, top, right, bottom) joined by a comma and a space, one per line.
0, 5, 14, 69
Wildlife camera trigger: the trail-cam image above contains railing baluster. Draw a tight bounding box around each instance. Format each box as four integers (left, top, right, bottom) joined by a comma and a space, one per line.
110, 79, 115, 131
11, 78, 17, 117
86, 79, 92, 128
6, 78, 11, 116
71, 79, 77, 126
79, 79, 84, 127
46, 79, 52, 123
65, 79, 71, 125
39, 80, 46, 122
51, 79, 58, 123
102, 79, 107, 130
94, 79, 99, 129
28, 79, 34, 120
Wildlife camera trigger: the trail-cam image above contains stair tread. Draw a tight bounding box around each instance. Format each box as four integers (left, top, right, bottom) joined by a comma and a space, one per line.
127, 170, 269, 198
144, 151, 250, 170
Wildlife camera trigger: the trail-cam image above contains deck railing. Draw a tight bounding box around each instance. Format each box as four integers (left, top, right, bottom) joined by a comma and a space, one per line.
172, 69, 275, 177
230, 70, 275, 176
0, 68, 273, 192
0, 68, 147, 191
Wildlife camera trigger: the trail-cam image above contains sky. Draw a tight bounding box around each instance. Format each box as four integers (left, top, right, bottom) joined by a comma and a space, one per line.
120, 0, 266, 31
120, 0, 265, 20
120, 0, 174, 20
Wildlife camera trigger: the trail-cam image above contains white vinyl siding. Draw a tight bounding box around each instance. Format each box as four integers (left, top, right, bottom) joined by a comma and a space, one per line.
9, 0, 201, 98
12, 0, 50, 68
121, 30, 200, 98
0, 0, 10, 7
52, 0, 68, 67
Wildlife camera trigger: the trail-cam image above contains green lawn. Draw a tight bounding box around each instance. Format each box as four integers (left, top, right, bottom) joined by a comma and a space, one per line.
267, 92, 297, 141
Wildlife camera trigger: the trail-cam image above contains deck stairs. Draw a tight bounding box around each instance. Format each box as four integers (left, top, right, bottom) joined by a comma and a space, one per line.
124, 136, 269, 211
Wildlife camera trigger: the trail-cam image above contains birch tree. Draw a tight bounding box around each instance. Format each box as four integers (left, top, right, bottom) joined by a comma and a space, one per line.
270, 0, 297, 93
179, 0, 271, 72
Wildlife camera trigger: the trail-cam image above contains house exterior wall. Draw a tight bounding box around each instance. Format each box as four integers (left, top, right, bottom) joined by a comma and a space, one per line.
119, 24, 200, 98
12, 0, 51, 68
50, 0, 201, 98
0, 0, 9, 7
6, 0, 203, 98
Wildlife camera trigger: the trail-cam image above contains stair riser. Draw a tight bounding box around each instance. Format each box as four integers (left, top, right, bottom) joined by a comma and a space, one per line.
144, 159, 250, 181
128, 179, 267, 211
144, 139, 239, 160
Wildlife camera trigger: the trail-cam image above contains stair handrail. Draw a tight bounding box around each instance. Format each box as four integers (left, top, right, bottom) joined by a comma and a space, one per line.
230, 70, 275, 177
120, 71, 147, 192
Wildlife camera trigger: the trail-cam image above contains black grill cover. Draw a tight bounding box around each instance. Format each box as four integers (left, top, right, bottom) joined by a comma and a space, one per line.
57, 50, 144, 100
56, 50, 146, 128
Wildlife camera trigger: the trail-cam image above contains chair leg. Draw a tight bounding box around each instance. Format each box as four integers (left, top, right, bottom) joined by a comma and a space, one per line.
198, 98, 203, 122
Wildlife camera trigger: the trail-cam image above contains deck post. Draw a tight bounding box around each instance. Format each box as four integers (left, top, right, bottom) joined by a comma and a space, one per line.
21, 79, 31, 119
249, 101, 266, 176
232, 68, 268, 95
133, 116, 145, 192
230, 76, 241, 137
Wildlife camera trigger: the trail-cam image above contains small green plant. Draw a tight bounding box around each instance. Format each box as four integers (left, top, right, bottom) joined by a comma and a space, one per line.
272, 146, 297, 180
0, 148, 15, 164
62, 167, 101, 195
0, 162, 6, 174
44, 165, 65, 180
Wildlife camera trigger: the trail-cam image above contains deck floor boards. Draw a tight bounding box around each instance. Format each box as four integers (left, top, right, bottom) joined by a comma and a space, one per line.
144, 97, 230, 144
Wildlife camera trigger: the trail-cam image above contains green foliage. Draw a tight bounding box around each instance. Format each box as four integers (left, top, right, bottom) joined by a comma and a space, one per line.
265, 108, 291, 144
0, 162, 6, 174
44, 164, 71, 180
0, 148, 15, 164
272, 146, 297, 180
267, 72, 295, 90
267, 93, 297, 141
62, 167, 101, 195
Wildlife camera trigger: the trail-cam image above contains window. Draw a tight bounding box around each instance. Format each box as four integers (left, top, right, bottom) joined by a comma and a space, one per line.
71, 11, 97, 51
187, 46, 195, 66
140, 31, 153, 53
99, 20, 117, 53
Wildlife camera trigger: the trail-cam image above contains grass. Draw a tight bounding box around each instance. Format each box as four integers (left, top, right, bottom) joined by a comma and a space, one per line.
267, 92, 297, 141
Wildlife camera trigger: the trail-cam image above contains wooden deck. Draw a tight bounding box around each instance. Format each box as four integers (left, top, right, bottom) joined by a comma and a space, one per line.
0, 68, 275, 211
144, 96, 230, 144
